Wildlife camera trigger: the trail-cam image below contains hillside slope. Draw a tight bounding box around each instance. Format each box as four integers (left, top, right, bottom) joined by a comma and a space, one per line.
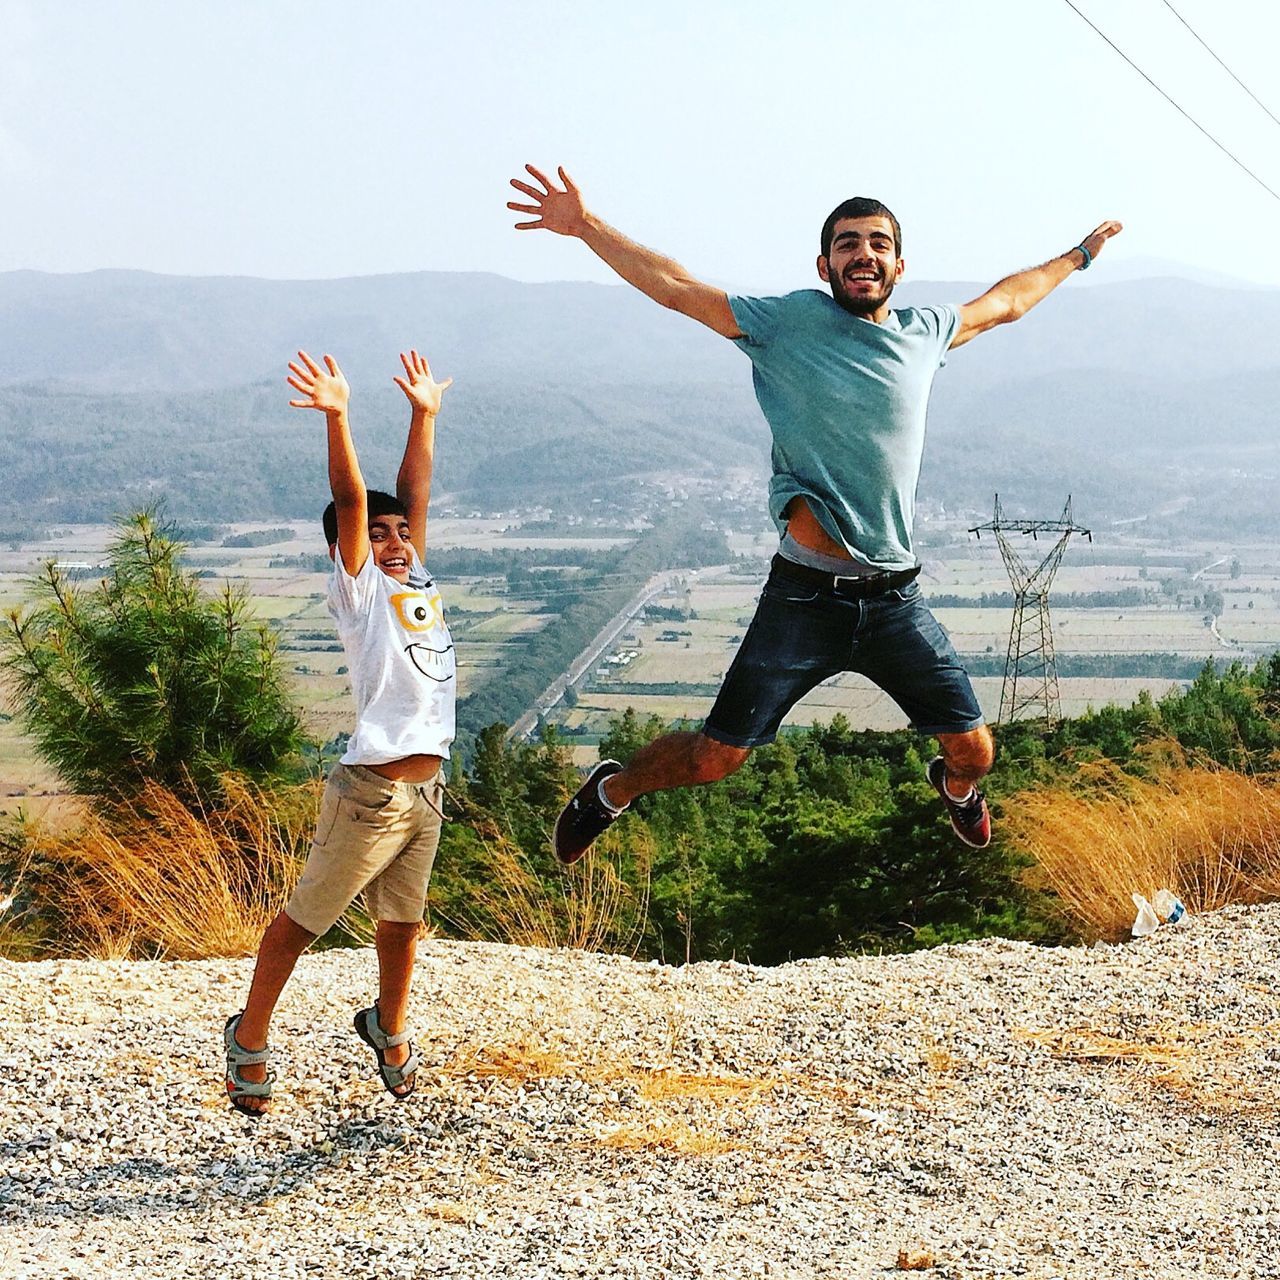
2, 269, 1279, 525
4, 905, 1278, 1278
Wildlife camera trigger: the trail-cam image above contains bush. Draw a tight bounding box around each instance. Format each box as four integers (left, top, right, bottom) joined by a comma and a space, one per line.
1003, 762, 1280, 941
2, 774, 373, 959
2, 511, 305, 805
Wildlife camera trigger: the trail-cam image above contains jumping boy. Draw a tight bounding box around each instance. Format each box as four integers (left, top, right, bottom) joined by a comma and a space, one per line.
224, 348, 455, 1116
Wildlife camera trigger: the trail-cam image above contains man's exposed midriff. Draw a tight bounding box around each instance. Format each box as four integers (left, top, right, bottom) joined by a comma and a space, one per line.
783, 496, 855, 560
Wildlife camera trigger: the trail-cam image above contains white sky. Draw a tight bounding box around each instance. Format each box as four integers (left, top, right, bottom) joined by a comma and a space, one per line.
2, 0, 1279, 290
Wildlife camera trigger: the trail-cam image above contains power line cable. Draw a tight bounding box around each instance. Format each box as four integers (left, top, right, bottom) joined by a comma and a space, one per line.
1157, 0, 1280, 132
1059, 0, 1280, 204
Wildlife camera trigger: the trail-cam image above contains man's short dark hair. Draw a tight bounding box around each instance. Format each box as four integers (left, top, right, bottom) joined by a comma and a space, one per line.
821, 198, 902, 259
322, 489, 407, 547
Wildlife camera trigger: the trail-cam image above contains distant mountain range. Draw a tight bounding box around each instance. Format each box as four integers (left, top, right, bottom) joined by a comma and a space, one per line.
1, 268, 1276, 532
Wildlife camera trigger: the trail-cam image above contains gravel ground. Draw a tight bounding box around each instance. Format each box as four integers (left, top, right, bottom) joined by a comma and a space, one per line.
3, 904, 1279, 1279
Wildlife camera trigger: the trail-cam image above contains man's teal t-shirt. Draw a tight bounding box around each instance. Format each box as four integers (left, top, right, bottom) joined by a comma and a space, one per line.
729, 290, 959, 571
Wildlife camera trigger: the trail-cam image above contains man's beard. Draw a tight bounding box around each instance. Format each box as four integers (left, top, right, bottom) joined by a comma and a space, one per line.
829, 270, 896, 316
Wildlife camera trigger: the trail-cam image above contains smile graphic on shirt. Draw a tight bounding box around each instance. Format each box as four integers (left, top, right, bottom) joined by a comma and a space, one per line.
390, 590, 454, 683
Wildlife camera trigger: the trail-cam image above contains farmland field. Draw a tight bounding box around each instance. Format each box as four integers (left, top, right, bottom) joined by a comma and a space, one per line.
0, 517, 632, 814
541, 531, 1280, 760
4, 516, 1280, 802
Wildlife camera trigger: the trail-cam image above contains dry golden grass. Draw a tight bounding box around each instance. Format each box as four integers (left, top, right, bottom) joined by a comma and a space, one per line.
597, 1120, 741, 1156
434, 797, 653, 955
635, 1067, 773, 1105
444, 1032, 785, 1156
5, 764, 650, 960
1004, 762, 1280, 940
447, 1039, 577, 1082
417, 1200, 472, 1224
446, 1036, 769, 1100
895, 1250, 937, 1272
18, 773, 337, 959
0, 833, 53, 960
921, 1044, 961, 1075
1021, 1019, 1280, 1114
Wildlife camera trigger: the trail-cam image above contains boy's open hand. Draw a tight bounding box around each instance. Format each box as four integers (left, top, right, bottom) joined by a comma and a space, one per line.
393, 349, 452, 416
508, 165, 587, 236
287, 351, 349, 415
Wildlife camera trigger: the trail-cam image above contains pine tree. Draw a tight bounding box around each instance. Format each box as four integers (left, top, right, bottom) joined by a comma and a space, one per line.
2, 511, 305, 804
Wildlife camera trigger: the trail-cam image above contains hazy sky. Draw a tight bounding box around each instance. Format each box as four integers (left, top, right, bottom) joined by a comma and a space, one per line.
3, 0, 1279, 290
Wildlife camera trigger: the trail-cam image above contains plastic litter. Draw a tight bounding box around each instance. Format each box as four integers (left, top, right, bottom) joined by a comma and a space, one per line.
1131, 893, 1160, 937
1131, 888, 1188, 937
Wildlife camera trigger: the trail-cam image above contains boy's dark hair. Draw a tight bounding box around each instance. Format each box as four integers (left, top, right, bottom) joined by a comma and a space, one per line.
322, 490, 407, 547
820, 198, 902, 259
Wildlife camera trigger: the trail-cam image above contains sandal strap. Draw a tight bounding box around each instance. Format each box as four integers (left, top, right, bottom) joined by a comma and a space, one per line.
224, 1013, 270, 1065
227, 1068, 275, 1098
380, 1048, 419, 1090
227, 1044, 270, 1066
361, 1006, 412, 1050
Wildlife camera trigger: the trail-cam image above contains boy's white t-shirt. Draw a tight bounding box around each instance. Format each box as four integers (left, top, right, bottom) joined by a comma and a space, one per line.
330, 546, 456, 764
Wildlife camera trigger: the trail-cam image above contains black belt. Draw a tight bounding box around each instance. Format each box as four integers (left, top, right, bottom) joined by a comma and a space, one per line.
770, 554, 921, 599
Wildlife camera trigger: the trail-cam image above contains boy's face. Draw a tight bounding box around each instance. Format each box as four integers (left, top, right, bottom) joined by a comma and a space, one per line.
328, 517, 415, 582
369, 514, 414, 583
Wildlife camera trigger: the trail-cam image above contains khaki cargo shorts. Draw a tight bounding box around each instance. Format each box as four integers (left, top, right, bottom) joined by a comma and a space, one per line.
285, 762, 446, 937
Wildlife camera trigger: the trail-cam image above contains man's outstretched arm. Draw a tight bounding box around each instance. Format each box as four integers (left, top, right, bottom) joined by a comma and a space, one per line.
951, 220, 1123, 349
509, 164, 741, 339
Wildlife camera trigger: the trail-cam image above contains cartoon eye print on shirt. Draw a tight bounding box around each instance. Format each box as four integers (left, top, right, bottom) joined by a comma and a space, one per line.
390, 590, 455, 682
390, 590, 444, 632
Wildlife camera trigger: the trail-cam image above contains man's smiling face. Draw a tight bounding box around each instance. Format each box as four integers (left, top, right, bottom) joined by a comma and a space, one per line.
369, 514, 414, 584
818, 215, 905, 317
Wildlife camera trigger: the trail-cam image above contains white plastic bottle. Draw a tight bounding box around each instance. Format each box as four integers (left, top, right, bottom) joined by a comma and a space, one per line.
1153, 888, 1187, 924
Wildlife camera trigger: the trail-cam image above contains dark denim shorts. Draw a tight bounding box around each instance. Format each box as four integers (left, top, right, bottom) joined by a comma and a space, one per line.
703, 560, 985, 748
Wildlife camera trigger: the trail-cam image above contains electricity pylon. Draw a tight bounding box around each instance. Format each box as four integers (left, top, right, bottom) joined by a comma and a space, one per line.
970, 495, 1091, 726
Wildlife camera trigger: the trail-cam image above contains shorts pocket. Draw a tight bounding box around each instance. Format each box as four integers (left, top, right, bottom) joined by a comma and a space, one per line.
311, 785, 342, 849
333, 766, 400, 817
341, 793, 397, 825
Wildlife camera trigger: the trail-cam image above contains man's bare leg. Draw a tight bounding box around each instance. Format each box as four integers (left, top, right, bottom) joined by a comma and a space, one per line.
930, 725, 996, 847
373, 919, 421, 1095
602, 730, 751, 809
555, 731, 751, 863
935, 725, 995, 797
232, 910, 317, 1113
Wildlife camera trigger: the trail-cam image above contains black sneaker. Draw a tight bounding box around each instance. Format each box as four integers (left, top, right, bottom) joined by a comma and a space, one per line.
926, 756, 992, 849
553, 760, 626, 865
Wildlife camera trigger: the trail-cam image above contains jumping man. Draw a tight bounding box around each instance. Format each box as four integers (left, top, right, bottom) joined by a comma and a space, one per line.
508, 164, 1121, 861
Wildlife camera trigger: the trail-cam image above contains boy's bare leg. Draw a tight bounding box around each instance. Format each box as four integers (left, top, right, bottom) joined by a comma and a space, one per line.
602, 730, 750, 809
375, 920, 421, 1094
232, 911, 316, 1113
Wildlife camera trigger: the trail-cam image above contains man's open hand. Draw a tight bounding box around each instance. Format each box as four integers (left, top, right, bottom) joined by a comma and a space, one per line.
393, 349, 452, 416
1079, 220, 1123, 261
287, 351, 349, 415
508, 165, 587, 236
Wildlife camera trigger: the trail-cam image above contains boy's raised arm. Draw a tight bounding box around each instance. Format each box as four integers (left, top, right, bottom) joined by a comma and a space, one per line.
393, 348, 452, 561
287, 351, 368, 575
